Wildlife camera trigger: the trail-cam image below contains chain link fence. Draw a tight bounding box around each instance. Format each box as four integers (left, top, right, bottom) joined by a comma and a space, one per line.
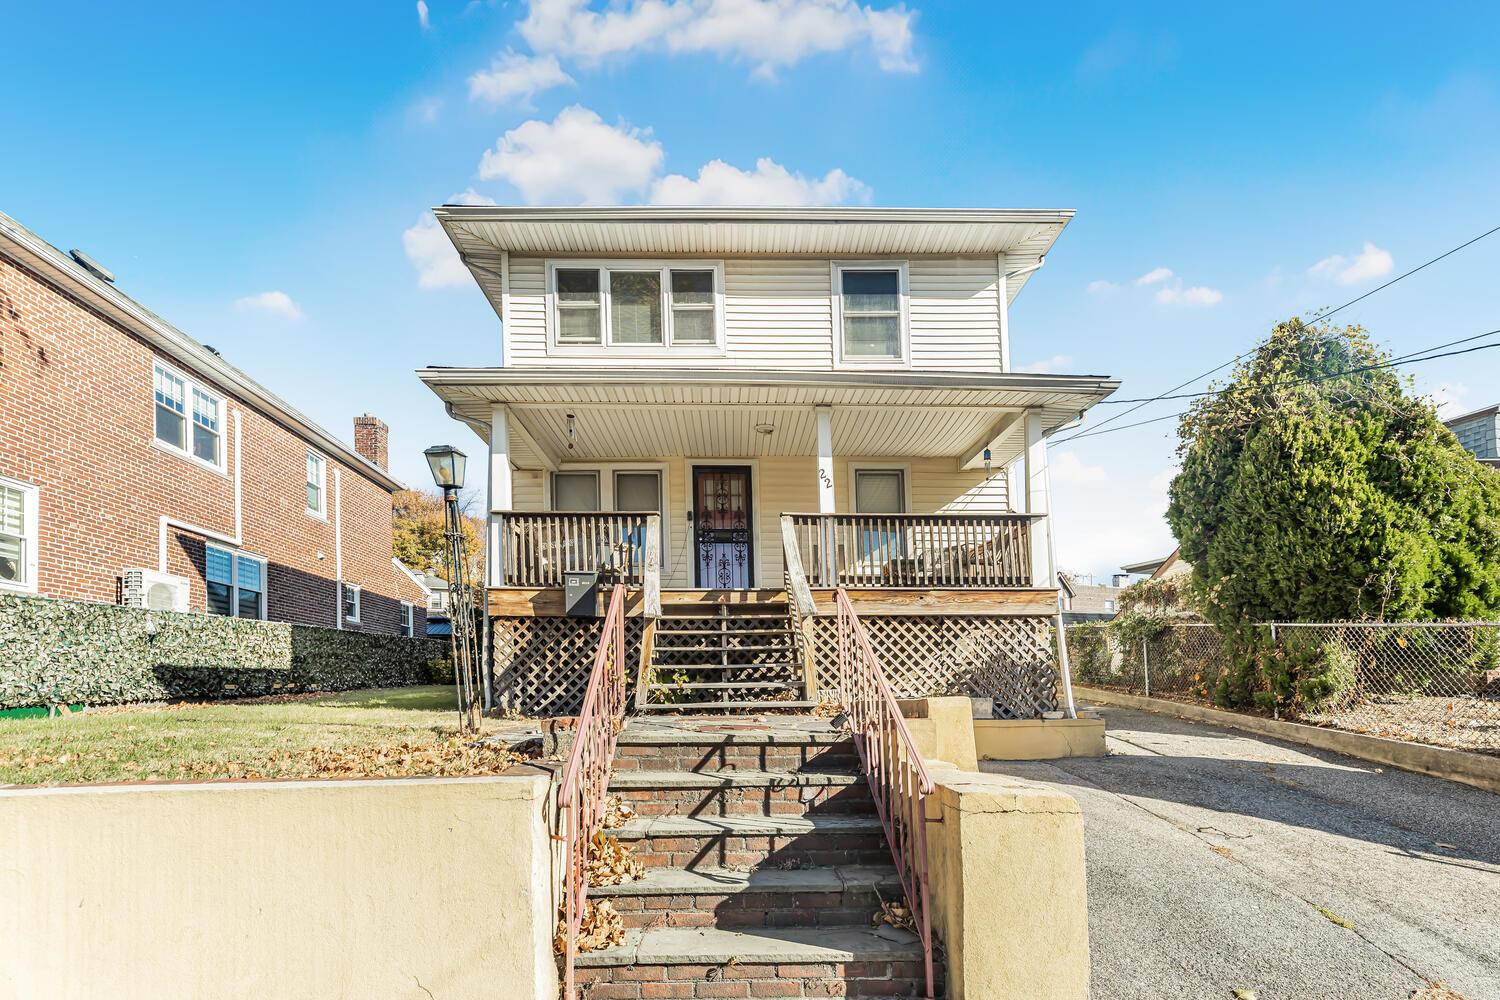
1067, 621, 1500, 755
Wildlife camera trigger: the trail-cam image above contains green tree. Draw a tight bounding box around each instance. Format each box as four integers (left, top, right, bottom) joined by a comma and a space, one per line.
392, 489, 484, 584
1167, 317, 1500, 626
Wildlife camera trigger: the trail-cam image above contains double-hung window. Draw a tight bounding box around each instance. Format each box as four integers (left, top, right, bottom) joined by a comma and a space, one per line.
305, 452, 326, 517
853, 468, 907, 564
205, 545, 266, 620
399, 602, 414, 638
549, 262, 722, 350
552, 471, 601, 512
154, 362, 225, 470
0, 477, 38, 593
342, 583, 361, 623
834, 263, 907, 363
614, 470, 665, 567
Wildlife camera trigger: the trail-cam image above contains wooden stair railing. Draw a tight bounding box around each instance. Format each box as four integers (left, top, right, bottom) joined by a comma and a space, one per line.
781, 514, 820, 702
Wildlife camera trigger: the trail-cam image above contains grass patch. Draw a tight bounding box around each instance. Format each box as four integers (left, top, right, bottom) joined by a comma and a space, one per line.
0, 686, 524, 785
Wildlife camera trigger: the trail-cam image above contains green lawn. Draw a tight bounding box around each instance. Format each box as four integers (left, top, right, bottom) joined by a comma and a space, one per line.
0, 686, 521, 786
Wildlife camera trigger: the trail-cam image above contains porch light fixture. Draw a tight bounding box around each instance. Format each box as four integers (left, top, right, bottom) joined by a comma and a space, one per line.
566, 412, 577, 450
754, 423, 775, 435
983, 448, 993, 478
423, 444, 467, 492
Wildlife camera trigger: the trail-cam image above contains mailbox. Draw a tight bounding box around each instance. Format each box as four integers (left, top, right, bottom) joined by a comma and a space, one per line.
563, 570, 600, 618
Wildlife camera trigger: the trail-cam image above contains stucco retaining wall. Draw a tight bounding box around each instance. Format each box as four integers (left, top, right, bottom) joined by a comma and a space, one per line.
0, 772, 557, 1000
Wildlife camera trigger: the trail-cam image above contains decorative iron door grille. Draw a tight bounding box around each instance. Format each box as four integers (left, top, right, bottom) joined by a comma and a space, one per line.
694, 466, 753, 588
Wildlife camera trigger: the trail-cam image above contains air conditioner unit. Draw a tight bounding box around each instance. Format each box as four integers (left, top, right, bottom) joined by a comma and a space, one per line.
122, 568, 190, 613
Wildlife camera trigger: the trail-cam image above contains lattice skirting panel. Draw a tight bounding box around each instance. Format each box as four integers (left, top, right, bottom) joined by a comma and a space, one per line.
811, 615, 1059, 719
491, 616, 645, 716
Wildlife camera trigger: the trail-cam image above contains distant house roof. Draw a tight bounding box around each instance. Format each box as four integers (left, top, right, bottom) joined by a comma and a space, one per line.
1121, 547, 1190, 581
0, 210, 403, 492
1444, 404, 1500, 428
1058, 574, 1121, 615
1120, 555, 1169, 575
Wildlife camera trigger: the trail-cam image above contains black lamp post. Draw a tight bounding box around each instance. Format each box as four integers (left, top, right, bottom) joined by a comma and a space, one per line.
424, 444, 481, 734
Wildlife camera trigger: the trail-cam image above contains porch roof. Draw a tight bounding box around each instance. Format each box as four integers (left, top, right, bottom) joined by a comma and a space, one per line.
417, 367, 1118, 469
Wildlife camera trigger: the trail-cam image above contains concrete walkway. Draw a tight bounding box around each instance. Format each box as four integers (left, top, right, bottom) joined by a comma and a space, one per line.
987, 705, 1500, 1000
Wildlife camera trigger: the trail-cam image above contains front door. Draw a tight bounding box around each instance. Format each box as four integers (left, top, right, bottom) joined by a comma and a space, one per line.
693, 466, 753, 588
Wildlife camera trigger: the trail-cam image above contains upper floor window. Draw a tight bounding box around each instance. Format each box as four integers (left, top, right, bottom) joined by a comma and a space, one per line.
834, 263, 908, 365
305, 452, 326, 517
154, 362, 225, 471
0, 476, 39, 593
205, 544, 266, 620
548, 261, 723, 351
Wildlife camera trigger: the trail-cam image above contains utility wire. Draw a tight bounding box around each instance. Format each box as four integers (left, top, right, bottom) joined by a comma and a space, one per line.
1058, 335, 1500, 443
1072, 223, 1500, 442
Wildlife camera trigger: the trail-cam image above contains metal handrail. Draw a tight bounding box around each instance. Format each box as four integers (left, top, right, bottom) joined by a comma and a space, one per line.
557, 584, 629, 1000
834, 588, 937, 1000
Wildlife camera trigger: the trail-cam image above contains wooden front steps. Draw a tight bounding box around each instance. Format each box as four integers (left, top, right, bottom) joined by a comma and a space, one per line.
578, 718, 939, 999
639, 600, 810, 711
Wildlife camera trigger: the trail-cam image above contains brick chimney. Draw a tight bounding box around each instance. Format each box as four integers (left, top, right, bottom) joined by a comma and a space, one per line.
353, 414, 389, 471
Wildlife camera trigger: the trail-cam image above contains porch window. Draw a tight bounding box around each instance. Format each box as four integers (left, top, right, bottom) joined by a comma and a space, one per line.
556, 268, 603, 343
0, 477, 38, 592
548, 261, 723, 350
836, 265, 905, 361
552, 471, 601, 511
205, 545, 266, 620
614, 470, 665, 566
854, 468, 906, 566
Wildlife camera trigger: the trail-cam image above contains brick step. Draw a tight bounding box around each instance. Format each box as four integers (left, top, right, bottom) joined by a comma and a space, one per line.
574, 926, 930, 999
590, 864, 902, 930
614, 727, 857, 773
613, 814, 889, 870
610, 769, 871, 817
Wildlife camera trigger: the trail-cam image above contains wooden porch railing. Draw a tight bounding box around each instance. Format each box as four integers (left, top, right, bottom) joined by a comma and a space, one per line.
835, 588, 937, 999
557, 584, 629, 1000
784, 512, 1039, 589
493, 511, 661, 613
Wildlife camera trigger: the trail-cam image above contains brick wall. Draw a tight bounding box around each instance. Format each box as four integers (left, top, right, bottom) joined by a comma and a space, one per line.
0, 254, 427, 636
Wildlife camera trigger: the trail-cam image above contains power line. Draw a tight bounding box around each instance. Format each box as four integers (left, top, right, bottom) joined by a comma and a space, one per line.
1074, 223, 1500, 440
1057, 335, 1500, 444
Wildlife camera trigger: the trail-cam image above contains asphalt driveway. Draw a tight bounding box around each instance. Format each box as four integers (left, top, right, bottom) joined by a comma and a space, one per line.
986, 705, 1500, 1000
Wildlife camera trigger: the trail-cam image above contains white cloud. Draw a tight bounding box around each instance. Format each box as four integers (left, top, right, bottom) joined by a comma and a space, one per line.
1049, 450, 1107, 485
402, 190, 498, 290
650, 157, 868, 206
1018, 354, 1074, 374
1134, 266, 1173, 286
478, 105, 664, 204
408, 96, 444, 124
416, 0, 430, 29
1308, 241, 1394, 286
1154, 284, 1223, 307
233, 290, 304, 320
1086, 280, 1119, 294
518, 0, 917, 76
468, 51, 573, 106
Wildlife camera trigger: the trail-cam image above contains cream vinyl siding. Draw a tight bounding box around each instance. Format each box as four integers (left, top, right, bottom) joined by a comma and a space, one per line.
503, 255, 1002, 372
502, 456, 1010, 588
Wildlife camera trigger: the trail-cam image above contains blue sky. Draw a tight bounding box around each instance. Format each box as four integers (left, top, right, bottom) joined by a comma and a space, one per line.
5, 1, 1499, 577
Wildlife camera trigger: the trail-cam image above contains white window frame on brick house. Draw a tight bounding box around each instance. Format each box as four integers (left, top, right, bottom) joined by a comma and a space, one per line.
830, 261, 911, 369
399, 601, 414, 637
305, 451, 327, 519
342, 582, 361, 624
203, 544, 267, 620
152, 360, 228, 475
0, 475, 39, 595
545, 259, 726, 357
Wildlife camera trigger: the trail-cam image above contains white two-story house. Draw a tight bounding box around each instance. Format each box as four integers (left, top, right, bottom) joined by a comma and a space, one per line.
418, 206, 1117, 715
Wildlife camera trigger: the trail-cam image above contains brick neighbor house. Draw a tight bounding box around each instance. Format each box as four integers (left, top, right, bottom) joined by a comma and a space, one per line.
0, 210, 426, 637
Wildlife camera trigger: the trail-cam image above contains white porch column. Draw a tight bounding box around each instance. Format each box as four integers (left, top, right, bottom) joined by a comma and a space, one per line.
1022, 410, 1052, 588
488, 404, 513, 588
815, 405, 835, 513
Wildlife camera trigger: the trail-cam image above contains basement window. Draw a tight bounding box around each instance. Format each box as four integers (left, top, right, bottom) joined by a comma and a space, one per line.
205, 545, 266, 620
342, 583, 361, 624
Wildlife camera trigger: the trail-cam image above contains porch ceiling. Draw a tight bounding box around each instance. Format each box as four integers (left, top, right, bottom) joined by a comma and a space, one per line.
418, 368, 1119, 470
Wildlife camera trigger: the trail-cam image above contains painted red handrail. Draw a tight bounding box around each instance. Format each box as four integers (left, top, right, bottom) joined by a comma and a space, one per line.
558, 584, 628, 1000
835, 587, 937, 1000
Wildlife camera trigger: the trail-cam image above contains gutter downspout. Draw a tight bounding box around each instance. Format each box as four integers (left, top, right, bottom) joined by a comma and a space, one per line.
158, 411, 244, 572
333, 469, 344, 630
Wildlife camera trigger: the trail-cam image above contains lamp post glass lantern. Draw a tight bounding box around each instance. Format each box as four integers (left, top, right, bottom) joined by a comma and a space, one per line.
425, 444, 480, 733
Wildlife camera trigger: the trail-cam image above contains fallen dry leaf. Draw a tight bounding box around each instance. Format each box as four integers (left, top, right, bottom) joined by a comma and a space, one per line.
1410, 982, 1469, 1000
600, 795, 636, 830
586, 832, 645, 887
555, 899, 624, 955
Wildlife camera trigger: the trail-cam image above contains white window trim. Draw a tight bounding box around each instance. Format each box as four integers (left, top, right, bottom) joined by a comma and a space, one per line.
849, 463, 913, 514
831, 260, 911, 369
152, 359, 230, 477
305, 450, 328, 520
399, 601, 414, 637
546, 464, 671, 569
204, 544, 267, 621
0, 475, 39, 595
342, 582, 361, 624
545, 259, 727, 357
